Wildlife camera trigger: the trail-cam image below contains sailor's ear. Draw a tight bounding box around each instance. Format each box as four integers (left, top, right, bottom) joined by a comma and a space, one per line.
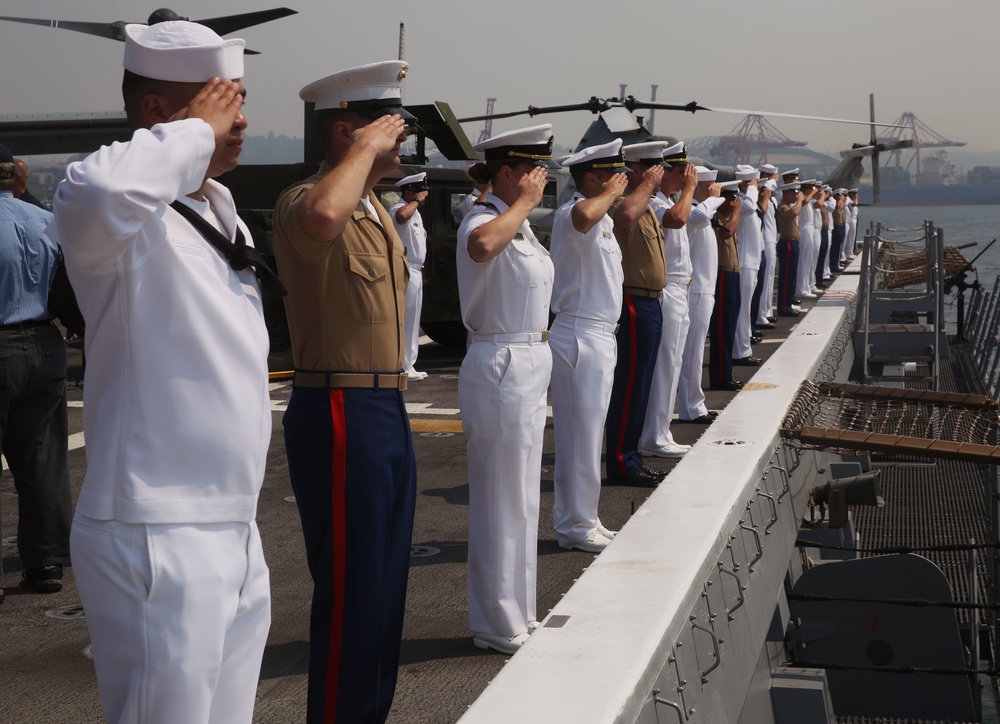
140, 93, 172, 125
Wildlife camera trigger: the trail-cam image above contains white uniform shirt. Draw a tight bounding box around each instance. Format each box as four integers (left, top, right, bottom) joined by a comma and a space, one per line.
800, 201, 816, 242
550, 192, 623, 324
48, 118, 270, 524
737, 185, 764, 270
688, 197, 725, 294
457, 192, 553, 334
762, 191, 778, 246
650, 192, 692, 280
390, 201, 427, 267
460, 189, 481, 218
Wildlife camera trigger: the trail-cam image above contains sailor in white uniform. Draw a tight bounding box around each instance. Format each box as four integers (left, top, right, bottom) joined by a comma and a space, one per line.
641, 142, 698, 459
457, 124, 555, 655
48, 22, 271, 723
846, 188, 860, 260
757, 164, 780, 327
821, 184, 836, 282
549, 139, 628, 553
390, 172, 430, 380
733, 165, 763, 366
677, 167, 726, 423
796, 180, 820, 299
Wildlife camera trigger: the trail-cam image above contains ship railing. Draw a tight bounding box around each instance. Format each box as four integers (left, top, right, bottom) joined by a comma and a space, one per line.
459, 254, 861, 724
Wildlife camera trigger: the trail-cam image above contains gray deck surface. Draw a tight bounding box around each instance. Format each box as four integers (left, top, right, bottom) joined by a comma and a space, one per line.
0, 300, 812, 724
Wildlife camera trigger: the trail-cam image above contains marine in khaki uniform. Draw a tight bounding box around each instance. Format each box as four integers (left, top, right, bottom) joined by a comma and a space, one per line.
272, 60, 416, 724
708, 181, 743, 390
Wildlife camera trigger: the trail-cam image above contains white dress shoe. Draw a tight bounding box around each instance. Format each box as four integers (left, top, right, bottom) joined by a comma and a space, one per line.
561, 530, 612, 553
799, 292, 816, 299
640, 442, 691, 459
406, 369, 428, 381
596, 524, 618, 539
527, 619, 541, 633
473, 632, 530, 655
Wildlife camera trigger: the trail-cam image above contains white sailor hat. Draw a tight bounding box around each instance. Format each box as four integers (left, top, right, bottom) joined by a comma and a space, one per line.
781, 168, 800, 179
779, 181, 801, 192
396, 172, 428, 189
848, 188, 859, 194
474, 123, 554, 164
662, 141, 689, 167
763, 179, 778, 192
561, 139, 629, 173
300, 60, 415, 120
735, 164, 760, 181
822, 184, 832, 192
123, 21, 244, 82
719, 180, 742, 196
759, 163, 778, 175
623, 141, 670, 165
695, 165, 718, 182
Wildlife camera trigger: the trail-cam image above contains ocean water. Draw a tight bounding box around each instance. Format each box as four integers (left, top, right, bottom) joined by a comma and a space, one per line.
860, 204, 1000, 328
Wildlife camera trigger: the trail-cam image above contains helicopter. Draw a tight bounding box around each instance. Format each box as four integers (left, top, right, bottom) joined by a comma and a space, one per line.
0, 7, 297, 54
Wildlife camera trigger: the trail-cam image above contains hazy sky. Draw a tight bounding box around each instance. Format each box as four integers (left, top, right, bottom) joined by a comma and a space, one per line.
2, 0, 997, 158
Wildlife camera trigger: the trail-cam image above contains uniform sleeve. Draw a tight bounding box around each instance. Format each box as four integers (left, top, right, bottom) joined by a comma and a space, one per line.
688, 197, 725, 230
740, 186, 759, 211
273, 180, 341, 265
48, 118, 215, 272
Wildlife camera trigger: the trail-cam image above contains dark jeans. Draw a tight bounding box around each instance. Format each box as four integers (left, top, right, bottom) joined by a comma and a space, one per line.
0, 322, 72, 569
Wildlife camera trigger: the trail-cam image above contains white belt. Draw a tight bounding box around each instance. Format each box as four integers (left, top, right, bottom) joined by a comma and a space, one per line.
408, 262, 424, 271
470, 330, 550, 344
552, 314, 619, 335
666, 276, 692, 287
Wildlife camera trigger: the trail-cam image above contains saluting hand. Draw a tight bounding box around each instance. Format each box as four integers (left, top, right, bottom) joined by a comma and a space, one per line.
641, 164, 664, 190
353, 114, 407, 159
682, 163, 698, 190
172, 78, 244, 144
603, 172, 629, 200
517, 166, 548, 208
707, 182, 722, 198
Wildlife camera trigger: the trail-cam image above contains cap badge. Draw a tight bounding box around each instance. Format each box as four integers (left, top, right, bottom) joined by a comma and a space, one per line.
398, 65, 408, 81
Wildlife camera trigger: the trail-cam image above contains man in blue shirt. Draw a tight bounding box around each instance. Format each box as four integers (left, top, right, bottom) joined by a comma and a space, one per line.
0, 142, 73, 602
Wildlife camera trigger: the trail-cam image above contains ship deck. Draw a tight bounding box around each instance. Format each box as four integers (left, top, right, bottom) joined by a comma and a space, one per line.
3, 274, 996, 723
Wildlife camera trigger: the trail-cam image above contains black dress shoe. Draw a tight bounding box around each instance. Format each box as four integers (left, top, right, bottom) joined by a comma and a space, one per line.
709, 380, 743, 391
606, 466, 662, 487
778, 309, 800, 317
733, 356, 762, 366
750, 335, 763, 345
767, 316, 777, 323
792, 297, 802, 305
757, 322, 776, 330
679, 413, 717, 424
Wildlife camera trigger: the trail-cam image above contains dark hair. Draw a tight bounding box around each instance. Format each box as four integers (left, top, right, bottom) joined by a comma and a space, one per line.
467, 162, 490, 185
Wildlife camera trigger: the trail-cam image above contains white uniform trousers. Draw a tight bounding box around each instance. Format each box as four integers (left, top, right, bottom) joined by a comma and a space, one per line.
404, 265, 424, 373
758, 242, 777, 324
677, 291, 714, 420
640, 278, 690, 450
733, 266, 759, 359
460, 340, 551, 638
70, 515, 271, 724
797, 230, 817, 296
549, 314, 617, 547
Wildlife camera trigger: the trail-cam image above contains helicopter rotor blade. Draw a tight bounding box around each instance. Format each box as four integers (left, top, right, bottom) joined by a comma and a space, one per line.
702, 106, 908, 129
0, 16, 126, 41
458, 98, 614, 123
193, 7, 298, 36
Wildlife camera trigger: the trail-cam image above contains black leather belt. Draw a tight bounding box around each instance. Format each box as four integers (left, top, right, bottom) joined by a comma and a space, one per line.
293, 371, 408, 391
622, 286, 662, 299
0, 319, 51, 332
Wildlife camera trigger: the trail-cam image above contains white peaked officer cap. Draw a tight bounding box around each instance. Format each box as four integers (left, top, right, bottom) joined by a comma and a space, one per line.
622, 141, 670, 165
764, 179, 778, 191
801, 179, 821, 188
719, 180, 742, 195
561, 139, 629, 173
662, 141, 689, 167
735, 164, 760, 181
834, 188, 848, 195
779, 181, 801, 192
396, 172, 427, 188
474, 123, 554, 164
124, 21, 245, 82
300, 60, 416, 120
759, 163, 779, 175
695, 166, 718, 182
782, 167, 800, 178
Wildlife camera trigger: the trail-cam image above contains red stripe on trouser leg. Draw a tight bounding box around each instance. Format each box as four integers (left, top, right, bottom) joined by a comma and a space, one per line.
615, 296, 638, 473
324, 389, 347, 723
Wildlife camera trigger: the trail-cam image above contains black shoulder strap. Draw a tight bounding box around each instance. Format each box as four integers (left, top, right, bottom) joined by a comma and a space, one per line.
169, 200, 286, 297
